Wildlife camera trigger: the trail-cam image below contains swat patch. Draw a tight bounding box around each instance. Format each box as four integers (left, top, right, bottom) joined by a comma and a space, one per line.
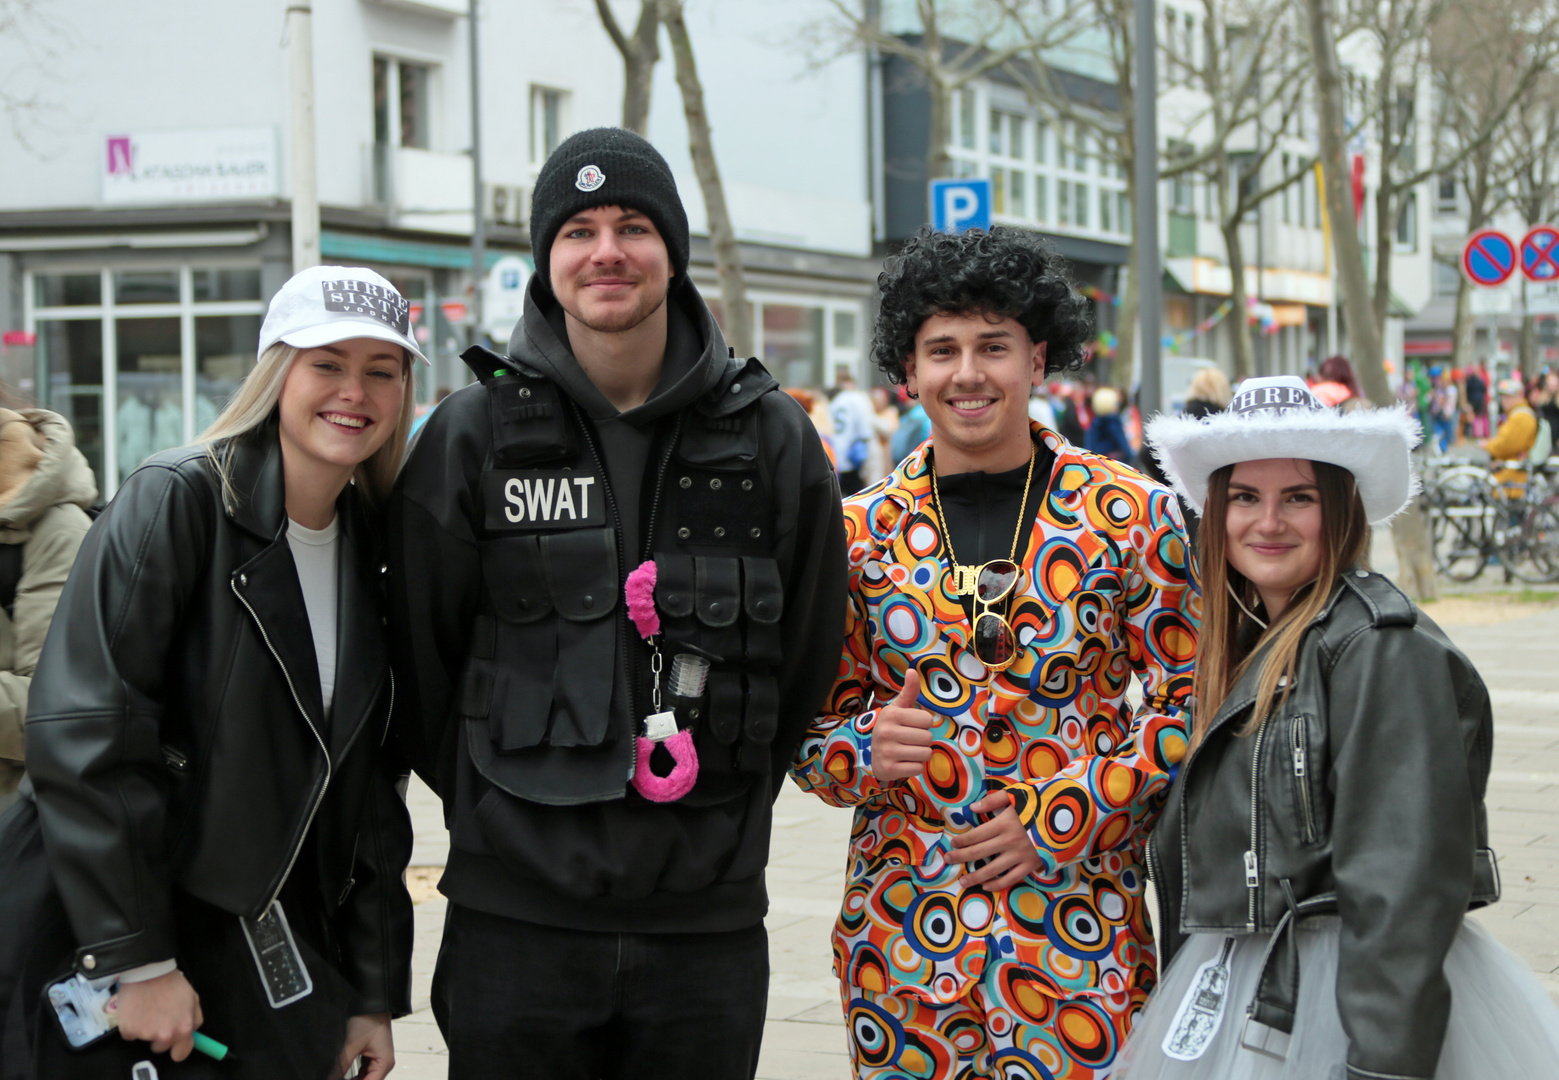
483, 469, 604, 530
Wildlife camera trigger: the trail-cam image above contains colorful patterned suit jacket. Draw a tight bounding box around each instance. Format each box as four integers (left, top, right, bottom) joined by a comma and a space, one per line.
793, 424, 1198, 1012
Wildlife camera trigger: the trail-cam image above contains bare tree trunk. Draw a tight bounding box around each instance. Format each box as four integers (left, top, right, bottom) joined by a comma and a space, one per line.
927, 75, 953, 182
1222, 217, 1256, 380
1449, 277, 1476, 372
1521, 306, 1539, 379
1304, 0, 1387, 405
660, 0, 752, 357
594, 0, 660, 135
1372, 183, 1394, 342
1116, 233, 1139, 391
1304, 0, 1432, 599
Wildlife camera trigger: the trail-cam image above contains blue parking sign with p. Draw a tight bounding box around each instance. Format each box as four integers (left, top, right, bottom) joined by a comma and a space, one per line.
931, 178, 992, 233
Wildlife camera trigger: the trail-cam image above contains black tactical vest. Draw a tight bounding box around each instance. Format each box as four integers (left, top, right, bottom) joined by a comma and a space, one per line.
454, 346, 786, 806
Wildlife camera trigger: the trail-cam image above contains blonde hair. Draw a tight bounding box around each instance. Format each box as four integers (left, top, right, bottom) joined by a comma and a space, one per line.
199, 342, 415, 509
1192, 459, 1369, 746
1187, 366, 1233, 408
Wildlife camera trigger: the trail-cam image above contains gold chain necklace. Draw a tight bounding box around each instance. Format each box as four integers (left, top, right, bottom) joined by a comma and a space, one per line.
929, 440, 1037, 596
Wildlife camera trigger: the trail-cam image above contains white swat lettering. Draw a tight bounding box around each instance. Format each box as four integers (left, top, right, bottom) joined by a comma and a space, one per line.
504, 478, 526, 522
573, 476, 595, 518
553, 477, 576, 520
525, 477, 555, 520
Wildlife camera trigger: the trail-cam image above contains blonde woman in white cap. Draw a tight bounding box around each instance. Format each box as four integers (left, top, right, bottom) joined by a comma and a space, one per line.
1117, 376, 1559, 1078
0, 267, 422, 1079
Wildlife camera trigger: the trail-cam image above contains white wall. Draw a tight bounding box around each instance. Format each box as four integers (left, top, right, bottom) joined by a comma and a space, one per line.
0, 0, 873, 258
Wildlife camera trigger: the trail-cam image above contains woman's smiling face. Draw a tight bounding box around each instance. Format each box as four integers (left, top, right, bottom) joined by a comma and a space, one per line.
277, 338, 406, 481
1224, 458, 1325, 620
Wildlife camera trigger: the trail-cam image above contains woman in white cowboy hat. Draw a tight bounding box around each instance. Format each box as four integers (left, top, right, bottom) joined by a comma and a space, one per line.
1118, 376, 1559, 1078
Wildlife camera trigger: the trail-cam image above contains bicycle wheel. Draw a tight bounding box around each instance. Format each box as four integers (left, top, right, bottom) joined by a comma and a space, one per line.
1430, 500, 1490, 582
1506, 499, 1559, 583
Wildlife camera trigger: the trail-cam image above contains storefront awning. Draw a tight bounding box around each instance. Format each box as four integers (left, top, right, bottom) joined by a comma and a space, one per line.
320, 229, 526, 272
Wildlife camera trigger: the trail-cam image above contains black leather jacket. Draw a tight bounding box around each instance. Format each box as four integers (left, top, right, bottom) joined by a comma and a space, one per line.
1149, 571, 1498, 1080
24, 425, 413, 1015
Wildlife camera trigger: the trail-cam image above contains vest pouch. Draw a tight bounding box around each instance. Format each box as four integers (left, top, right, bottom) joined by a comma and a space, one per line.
541, 529, 618, 747
479, 539, 556, 750
741, 556, 784, 663
744, 672, 778, 743
694, 556, 743, 660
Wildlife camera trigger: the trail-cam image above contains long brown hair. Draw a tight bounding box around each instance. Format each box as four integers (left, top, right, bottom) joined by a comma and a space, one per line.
1192, 459, 1369, 746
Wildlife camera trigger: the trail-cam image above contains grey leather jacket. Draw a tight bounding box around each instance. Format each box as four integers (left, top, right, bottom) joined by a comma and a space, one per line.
1148, 571, 1498, 1080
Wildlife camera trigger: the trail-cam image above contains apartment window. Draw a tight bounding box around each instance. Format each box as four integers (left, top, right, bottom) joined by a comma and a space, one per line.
958, 89, 977, 150
992, 166, 1007, 214
531, 86, 571, 164
1073, 181, 1089, 228
1058, 181, 1071, 225
1034, 119, 1049, 164
1436, 173, 1458, 212
373, 56, 432, 150
1281, 155, 1291, 223
1396, 191, 1417, 251
1434, 259, 1460, 297
1117, 190, 1131, 234
1099, 188, 1113, 232
1035, 176, 1049, 223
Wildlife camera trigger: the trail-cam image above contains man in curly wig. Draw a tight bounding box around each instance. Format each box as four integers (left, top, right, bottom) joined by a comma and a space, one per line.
793, 225, 1198, 1079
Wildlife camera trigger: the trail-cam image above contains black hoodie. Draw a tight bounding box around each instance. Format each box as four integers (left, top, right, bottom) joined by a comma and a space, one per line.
387, 277, 847, 932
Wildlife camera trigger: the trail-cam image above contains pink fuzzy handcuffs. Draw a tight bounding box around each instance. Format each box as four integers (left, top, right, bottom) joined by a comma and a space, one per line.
624, 560, 698, 802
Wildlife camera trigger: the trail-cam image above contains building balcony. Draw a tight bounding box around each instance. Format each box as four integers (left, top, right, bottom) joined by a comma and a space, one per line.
366, 143, 473, 235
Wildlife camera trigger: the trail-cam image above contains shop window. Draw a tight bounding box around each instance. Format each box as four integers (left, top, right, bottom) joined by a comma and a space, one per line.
114, 271, 179, 305
33, 273, 100, 307
833, 310, 858, 350
36, 320, 105, 484
115, 318, 183, 485
192, 268, 261, 302
196, 314, 262, 419
762, 304, 825, 390
28, 265, 267, 496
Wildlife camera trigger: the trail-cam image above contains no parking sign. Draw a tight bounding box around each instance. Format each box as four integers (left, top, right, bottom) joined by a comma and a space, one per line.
1462, 229, 1517, 287
1521, 225, 1559, 282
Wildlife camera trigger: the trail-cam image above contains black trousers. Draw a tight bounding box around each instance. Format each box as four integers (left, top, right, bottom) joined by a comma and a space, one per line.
432, 904, 769, 1080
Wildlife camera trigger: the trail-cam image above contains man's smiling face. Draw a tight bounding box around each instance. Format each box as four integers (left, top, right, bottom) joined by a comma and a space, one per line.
904, 311, 1047, 473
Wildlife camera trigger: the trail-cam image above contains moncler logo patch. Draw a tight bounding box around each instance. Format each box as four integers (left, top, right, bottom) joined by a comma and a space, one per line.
483, 469, 605, 531
575, 165, 606, 192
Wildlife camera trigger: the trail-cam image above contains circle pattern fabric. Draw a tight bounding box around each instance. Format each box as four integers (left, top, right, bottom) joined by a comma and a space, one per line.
793, 426, 1198, 1077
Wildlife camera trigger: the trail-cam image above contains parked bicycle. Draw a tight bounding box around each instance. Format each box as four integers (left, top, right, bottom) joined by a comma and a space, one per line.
1425, 455, 1559, 583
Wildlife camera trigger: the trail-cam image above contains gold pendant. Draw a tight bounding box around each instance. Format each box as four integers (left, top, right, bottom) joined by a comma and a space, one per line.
953, 564, 981, 596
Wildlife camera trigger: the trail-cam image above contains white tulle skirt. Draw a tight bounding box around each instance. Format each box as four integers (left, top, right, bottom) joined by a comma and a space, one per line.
1115, 917, 1559, 1079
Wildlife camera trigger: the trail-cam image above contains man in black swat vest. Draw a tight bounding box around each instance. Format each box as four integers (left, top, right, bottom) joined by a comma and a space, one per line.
386, 127, 847, 1078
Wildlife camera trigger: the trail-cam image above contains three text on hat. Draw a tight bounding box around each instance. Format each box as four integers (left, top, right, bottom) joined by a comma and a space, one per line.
321, 279, 410, 336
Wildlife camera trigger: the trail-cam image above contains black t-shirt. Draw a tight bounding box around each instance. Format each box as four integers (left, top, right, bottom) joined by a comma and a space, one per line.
932, 435, 1056, 616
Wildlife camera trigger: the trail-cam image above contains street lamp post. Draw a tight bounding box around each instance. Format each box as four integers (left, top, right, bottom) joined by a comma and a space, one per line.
1134, 0, 1162, 419
469, 0, 486, 344
287, 1, 320, 272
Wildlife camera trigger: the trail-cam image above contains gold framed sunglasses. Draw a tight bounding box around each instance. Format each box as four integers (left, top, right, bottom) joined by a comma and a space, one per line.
971, 559, 1022, 672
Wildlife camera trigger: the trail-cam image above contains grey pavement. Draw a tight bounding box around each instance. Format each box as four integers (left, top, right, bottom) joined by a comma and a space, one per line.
389, 535, 1559, 1078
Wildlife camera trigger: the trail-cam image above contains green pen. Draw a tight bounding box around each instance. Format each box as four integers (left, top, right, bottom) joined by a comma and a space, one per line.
192, 1032, 230, 1061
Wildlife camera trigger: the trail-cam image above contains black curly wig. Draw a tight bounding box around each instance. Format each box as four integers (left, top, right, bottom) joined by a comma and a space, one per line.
872, 225, 1095, 386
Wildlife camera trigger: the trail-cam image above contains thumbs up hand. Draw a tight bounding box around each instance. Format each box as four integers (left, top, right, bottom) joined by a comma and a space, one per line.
871, 669, 937, 782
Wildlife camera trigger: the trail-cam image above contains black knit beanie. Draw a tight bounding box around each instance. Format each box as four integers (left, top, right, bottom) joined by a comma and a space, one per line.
529, 127, 690, 293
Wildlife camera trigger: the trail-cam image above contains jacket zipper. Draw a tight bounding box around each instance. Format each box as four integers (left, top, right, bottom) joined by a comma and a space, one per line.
1244, 713, 1272, 931
231, 578, 332, 914
569, 401, 639, 777
1290, 714, 1316, 845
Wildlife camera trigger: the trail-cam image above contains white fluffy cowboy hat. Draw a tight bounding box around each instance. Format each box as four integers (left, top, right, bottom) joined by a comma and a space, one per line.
1146, 375, 1422, 526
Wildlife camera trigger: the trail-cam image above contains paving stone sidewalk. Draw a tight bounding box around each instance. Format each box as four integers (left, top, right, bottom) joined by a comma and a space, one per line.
391, 573, 1559, 1078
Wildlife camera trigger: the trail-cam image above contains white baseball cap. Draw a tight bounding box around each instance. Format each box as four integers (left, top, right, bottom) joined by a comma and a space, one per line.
258, 265, 430, 365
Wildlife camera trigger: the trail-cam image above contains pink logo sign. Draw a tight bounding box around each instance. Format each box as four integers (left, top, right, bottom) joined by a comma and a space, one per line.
106, 137, 133, 175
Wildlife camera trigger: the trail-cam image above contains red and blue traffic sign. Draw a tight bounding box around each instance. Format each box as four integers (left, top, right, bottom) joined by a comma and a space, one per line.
1463, 228, 1517, 287
1521, 225, 1559, 282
